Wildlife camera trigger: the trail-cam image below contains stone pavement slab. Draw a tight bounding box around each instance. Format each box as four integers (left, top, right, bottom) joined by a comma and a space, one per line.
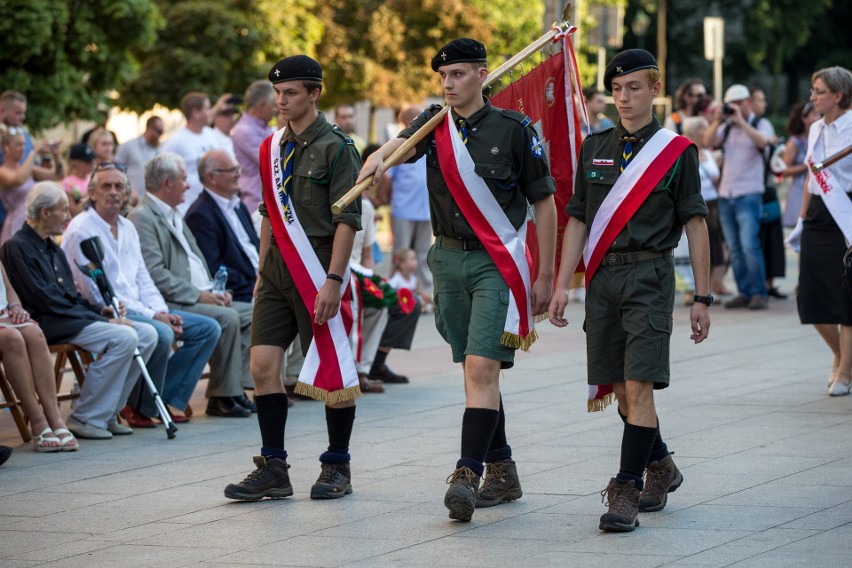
2, 272, 852, 567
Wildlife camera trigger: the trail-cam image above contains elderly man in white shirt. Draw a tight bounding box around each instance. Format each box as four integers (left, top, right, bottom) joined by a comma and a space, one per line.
129, 153, 255, 418
62, 163, 222, 426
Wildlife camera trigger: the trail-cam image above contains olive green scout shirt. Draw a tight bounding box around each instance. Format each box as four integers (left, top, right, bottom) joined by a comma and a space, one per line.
565, 117, 707, 252
400, 100, 555, 240
259, 111, 362, 237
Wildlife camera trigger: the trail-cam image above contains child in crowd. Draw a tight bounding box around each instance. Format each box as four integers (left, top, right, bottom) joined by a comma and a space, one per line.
388, 248, 433, 313
61, 143, 95, 217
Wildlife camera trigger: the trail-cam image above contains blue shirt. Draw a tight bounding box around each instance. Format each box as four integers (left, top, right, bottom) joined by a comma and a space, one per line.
389, 156, 430, 222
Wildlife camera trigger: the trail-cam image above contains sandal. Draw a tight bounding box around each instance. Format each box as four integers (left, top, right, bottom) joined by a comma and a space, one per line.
33, 428, 62, 453
53, 428, 79, 452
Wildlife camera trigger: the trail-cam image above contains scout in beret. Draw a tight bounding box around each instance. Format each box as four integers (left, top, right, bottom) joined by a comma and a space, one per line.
551, 48, 710, 533
225, 53, 364, 503
358, 38, 558, 522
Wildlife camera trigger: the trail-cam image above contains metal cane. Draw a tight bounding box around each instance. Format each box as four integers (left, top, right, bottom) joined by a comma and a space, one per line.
77, 236, 178, 439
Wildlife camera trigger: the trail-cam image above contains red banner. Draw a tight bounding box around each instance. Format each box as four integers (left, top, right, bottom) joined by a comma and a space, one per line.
491, 39, 585, 278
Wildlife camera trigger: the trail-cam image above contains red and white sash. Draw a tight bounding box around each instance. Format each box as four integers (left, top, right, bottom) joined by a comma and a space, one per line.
807, 127, 852, 246
434, 114, 537, 350
259, 127, 360, 403
583, 129, 692, 286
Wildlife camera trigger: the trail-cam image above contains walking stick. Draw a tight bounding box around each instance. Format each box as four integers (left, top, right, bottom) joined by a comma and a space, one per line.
77, 236, 178, 439
332, 6, 575, 214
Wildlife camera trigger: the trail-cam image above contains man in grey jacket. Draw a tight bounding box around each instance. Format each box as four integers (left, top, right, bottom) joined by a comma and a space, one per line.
128, 152, 254, 418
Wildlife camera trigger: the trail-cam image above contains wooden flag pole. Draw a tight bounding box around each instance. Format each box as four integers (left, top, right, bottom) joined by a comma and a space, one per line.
331, 11, 574, 214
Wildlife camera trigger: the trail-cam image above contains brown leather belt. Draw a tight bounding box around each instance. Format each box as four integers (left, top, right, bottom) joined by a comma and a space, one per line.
437, 235, 482, 251
600, 249, 673, 266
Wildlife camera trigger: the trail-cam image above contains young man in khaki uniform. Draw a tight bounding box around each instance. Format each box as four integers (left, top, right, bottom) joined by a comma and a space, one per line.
550, 49, 711, 532
224, 55, 362, 502
360, 38, 557, 522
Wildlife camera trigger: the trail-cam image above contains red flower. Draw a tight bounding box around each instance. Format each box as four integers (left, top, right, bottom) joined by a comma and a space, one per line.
397, 288, 415, 314
362, 278, 384, 299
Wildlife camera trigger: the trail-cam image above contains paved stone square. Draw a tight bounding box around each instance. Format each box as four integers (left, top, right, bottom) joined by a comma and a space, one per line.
2, 278, 851, 567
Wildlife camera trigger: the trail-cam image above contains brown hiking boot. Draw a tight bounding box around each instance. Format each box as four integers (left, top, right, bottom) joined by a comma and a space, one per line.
599, 478, 641, 532
639, 453, 683, 512
310, 463, 352, 499
224, 455, 293, 501
475, 460, 523, 508
444, 466, 480, 521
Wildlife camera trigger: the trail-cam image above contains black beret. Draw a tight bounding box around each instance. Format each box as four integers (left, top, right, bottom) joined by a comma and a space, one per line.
431, 38, 487, 72
603, 49, 658, 92
268, 55, 323, 84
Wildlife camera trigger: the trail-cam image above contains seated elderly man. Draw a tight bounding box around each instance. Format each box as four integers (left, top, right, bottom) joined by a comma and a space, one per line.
129, 153, 255, 418
0, 181, 157, 439
185, 149, 259, 304
62, 163, 221, 426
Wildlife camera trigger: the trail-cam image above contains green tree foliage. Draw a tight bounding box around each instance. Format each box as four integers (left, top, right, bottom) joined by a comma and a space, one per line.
316, 0, 492, 108
121, 0, 269, 112
0, 0, 159, 131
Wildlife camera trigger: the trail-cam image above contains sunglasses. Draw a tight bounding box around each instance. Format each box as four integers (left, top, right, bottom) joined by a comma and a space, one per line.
95, 162, 127, 173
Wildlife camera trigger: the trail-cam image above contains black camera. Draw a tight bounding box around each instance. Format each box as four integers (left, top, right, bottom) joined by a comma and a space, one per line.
722, 103, 736, 115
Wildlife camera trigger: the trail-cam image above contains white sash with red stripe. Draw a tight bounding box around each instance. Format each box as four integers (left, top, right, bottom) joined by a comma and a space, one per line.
434, 113, 536, 350
260, 127, 360, 403
583, 128, 692, 286
807, 127, 852, 246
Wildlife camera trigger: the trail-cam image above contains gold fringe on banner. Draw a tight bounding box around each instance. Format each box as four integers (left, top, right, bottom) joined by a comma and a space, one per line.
533, 313, 549, 324
569, 272, 585, 290
500, 328, 539, 352
295, 382, 362, 403
587, 391, 614, 413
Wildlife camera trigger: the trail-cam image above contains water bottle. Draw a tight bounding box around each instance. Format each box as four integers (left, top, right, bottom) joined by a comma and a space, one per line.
212, 265, 228, 294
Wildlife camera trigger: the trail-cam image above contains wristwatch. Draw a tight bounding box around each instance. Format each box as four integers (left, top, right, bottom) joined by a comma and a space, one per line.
693, 294, 714, 307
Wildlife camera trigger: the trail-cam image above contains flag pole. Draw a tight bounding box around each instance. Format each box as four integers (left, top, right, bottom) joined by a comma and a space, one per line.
332, 9, 575, 214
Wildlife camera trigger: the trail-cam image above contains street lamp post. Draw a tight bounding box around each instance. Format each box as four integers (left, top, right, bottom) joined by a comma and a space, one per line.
704, 17, 725, 102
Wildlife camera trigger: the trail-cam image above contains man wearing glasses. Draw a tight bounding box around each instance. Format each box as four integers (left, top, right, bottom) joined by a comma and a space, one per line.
62, 162, 221, 427
115, 116, 164, 203
185, 150, 259, 304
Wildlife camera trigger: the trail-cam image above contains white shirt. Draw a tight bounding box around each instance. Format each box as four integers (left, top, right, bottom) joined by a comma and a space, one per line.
115, 135, 161, 200
807, 110, 852, 195
388, 271, 417, 291
350, 198, 376, 266
204, 188, 260, 270
717, 114, 776, 199
62, 208, 169, 318
697, 148, 720, 202
148, 194, 212, 291
162, 126, 234, 214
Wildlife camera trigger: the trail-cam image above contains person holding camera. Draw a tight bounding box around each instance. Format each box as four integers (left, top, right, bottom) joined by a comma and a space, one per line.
704, 84, 775, 310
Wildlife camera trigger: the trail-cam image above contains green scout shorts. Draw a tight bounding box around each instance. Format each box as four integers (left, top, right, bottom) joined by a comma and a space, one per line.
584, 256, 675, 389
251, 242, 332, 354
427, 240, 515, 368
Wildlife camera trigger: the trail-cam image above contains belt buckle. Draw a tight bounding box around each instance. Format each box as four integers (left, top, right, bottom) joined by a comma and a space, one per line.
606, 252, 618, 265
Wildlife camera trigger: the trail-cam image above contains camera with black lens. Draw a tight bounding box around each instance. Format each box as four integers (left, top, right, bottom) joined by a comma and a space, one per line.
722, 103, 736, 115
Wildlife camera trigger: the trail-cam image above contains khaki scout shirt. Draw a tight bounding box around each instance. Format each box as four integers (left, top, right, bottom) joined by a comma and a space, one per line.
400, 99, 555, 240
259, 111, 362, 237
565, 117, 707, 252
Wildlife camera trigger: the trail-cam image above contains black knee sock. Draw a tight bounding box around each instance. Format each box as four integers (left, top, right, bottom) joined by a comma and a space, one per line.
371, 349, 388, 372
324, 405, 356, 457
256, 393, 289, 460
484, 397, 512, 462
458, 408, 499, 476
617, 408, 669, 466
617, 422, 658, 490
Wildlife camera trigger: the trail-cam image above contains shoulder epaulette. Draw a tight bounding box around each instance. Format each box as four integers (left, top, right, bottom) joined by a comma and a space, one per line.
501, 109, 532, 128
331, 124, 355, 145
587, 126, 615, 137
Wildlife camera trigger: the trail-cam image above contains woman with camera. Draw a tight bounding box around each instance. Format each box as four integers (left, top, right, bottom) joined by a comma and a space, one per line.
0, 125, 58, 245
789, 66, 852, 395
